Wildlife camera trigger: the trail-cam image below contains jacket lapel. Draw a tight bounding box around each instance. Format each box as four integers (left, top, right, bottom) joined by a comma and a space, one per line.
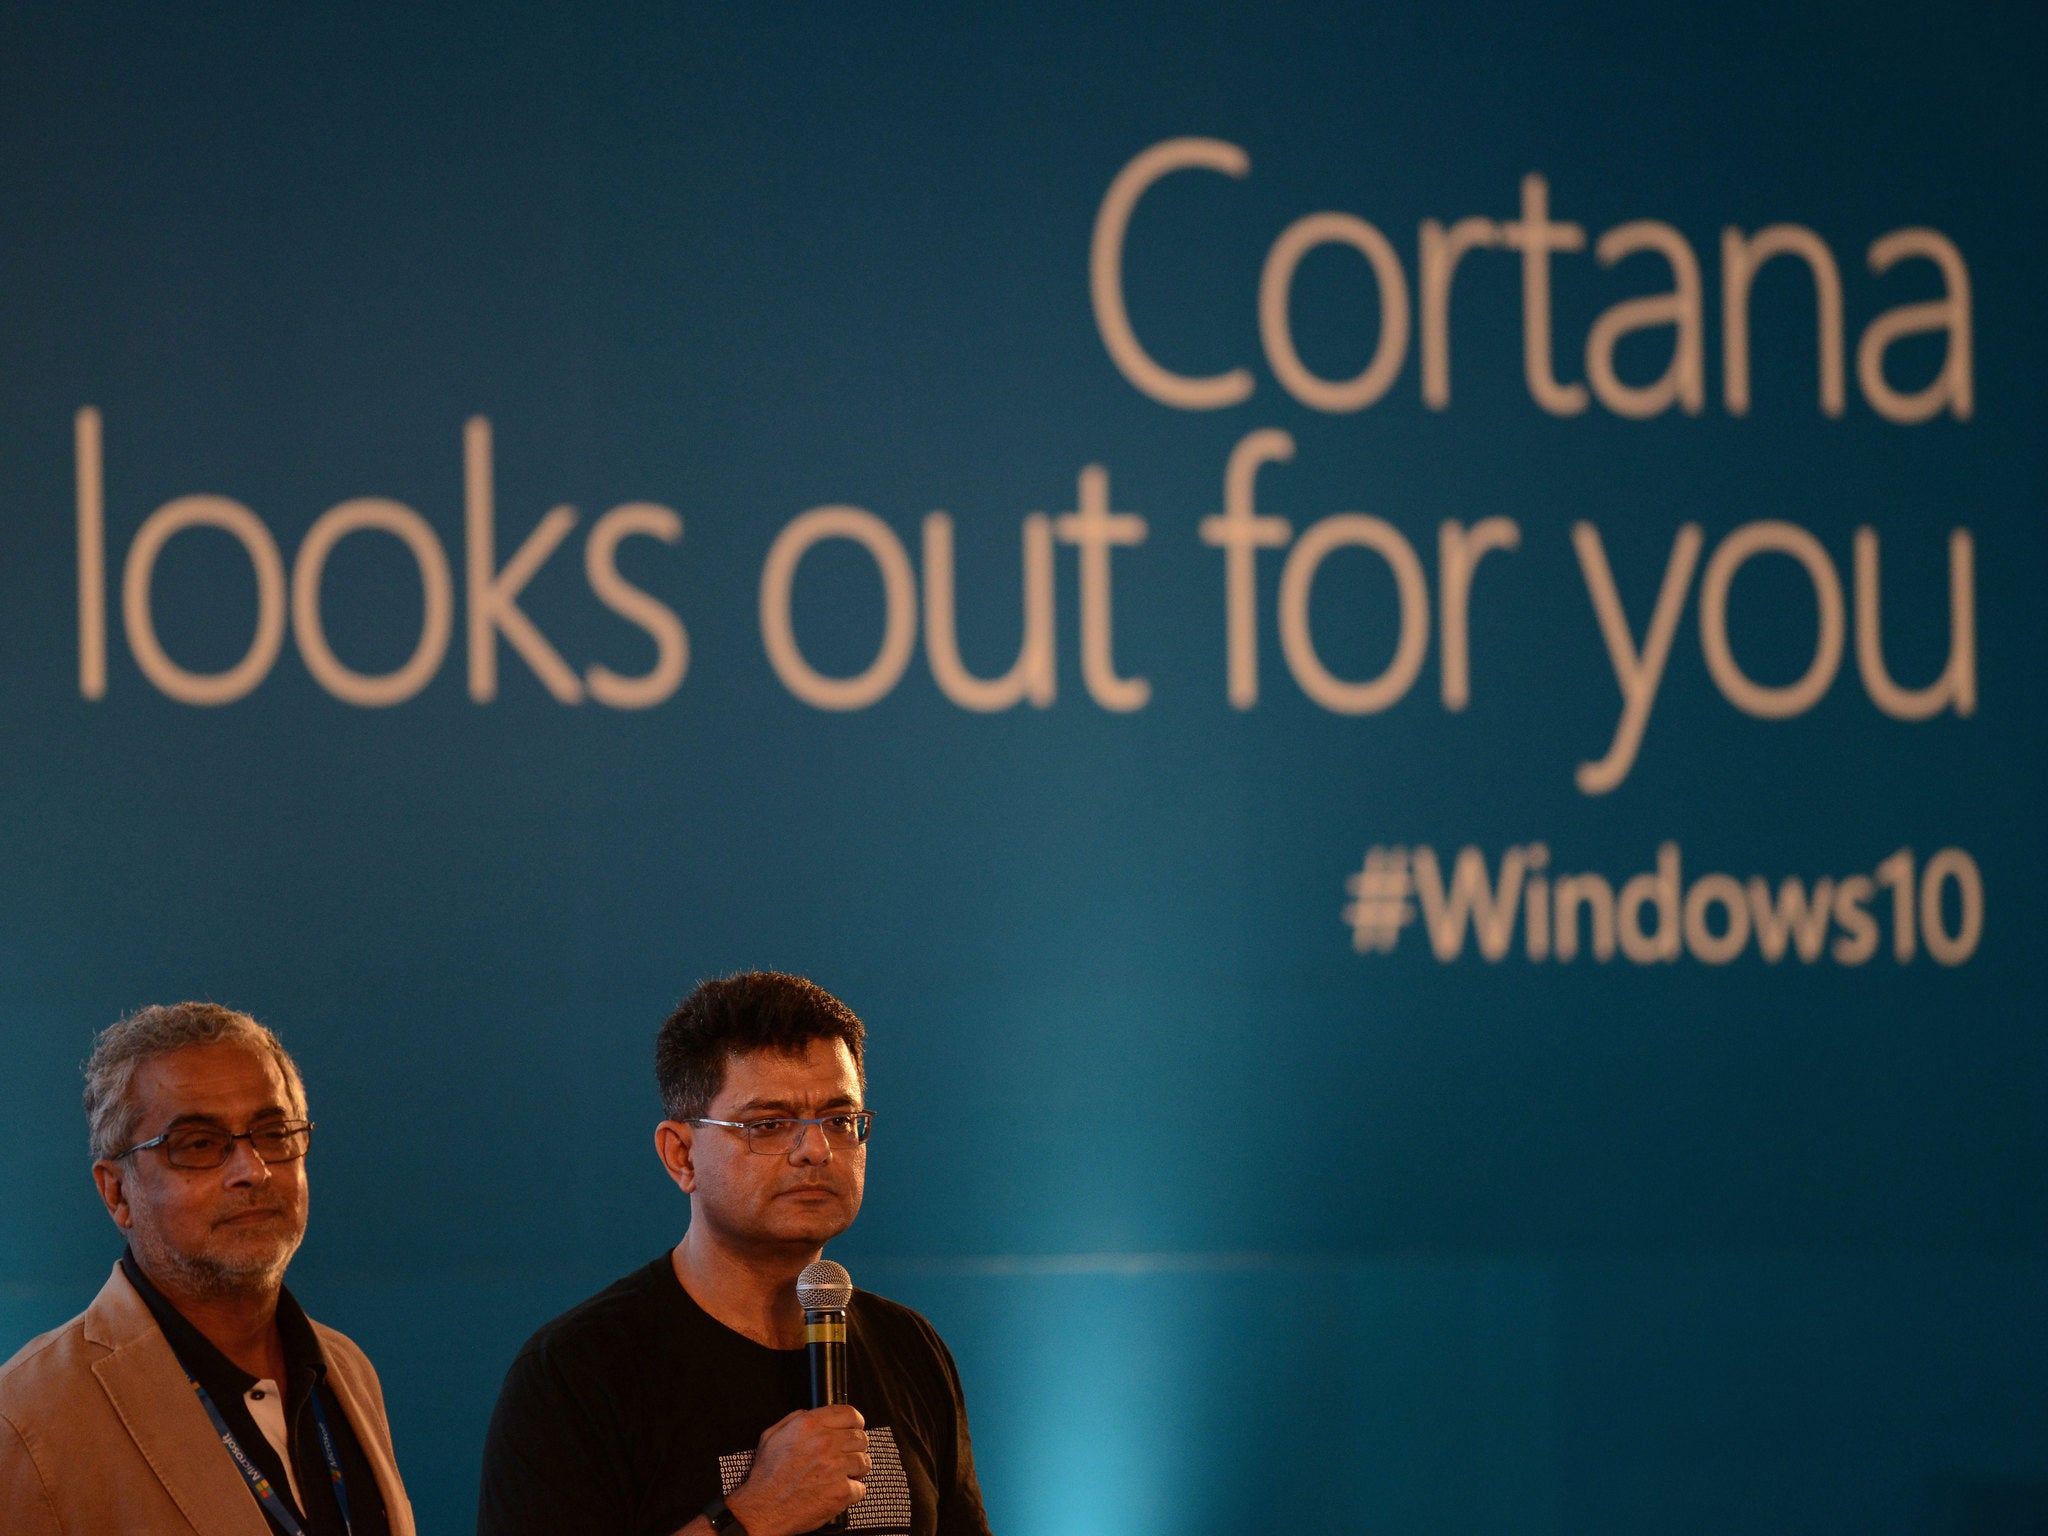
320, 1346, 416, 1536
84, 1267, 274, 1536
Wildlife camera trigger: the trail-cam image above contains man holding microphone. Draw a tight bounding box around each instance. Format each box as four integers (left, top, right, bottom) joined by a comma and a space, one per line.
477, 972, 991, 1536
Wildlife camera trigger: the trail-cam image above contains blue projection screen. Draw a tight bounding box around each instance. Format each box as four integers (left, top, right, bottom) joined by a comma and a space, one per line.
1, 4, 2043, 1533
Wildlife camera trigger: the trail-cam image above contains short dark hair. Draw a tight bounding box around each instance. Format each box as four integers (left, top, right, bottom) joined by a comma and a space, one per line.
655, 972, 866, 1122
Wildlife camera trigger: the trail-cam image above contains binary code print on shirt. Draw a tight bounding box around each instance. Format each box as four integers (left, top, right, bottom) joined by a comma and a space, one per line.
719, 1425, 912, 1534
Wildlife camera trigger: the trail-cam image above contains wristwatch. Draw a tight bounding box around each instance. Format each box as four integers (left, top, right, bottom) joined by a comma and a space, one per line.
702, 1493, 751, 1535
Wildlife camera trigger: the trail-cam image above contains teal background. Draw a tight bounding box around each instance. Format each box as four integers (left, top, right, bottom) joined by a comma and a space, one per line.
2, 3, 2044, 1532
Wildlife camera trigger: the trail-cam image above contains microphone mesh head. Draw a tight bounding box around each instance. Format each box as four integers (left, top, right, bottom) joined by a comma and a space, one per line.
797, 1259, 853, 1312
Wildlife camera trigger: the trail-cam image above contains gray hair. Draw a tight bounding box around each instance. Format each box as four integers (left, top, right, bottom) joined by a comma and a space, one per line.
83, 1002, 308, 1160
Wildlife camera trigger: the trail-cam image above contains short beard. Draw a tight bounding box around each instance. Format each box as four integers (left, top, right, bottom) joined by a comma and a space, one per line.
132, 1225, 303, 1302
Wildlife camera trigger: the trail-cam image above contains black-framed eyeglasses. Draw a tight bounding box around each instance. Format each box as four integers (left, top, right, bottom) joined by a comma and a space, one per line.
109, 1120, 315, 1170
686, 1112, 873, 1155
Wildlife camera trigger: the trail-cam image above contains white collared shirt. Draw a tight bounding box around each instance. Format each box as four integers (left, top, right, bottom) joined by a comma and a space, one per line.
244, 1378, 305, 1508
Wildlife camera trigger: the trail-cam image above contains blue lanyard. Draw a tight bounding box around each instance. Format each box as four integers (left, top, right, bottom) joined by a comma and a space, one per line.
184, 1372, 354, 1536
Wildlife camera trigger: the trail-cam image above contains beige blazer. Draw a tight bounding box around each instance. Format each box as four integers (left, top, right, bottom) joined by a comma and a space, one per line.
0, 1263, 414, 1536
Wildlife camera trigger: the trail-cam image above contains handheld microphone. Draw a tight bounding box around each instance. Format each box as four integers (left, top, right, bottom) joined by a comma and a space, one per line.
796, 1259, 854, 1529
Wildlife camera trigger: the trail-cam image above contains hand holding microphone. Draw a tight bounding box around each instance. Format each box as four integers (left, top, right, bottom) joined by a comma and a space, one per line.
721, 1262, 864, 1536
723, 1404, 867, 1536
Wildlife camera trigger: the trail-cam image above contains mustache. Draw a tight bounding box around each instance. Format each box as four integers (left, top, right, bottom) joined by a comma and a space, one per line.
211, 1199, 291, 1223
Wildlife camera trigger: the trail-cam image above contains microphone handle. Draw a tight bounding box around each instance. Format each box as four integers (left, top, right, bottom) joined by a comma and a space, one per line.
805, 1306, 850, 1530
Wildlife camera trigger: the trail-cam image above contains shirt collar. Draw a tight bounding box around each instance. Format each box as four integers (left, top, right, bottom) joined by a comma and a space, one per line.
119, 1246, 329, 1401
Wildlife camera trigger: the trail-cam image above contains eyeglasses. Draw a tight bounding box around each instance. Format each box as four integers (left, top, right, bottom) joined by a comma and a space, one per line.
687, 1112, 874, 1155
110, 1120, 315, 1170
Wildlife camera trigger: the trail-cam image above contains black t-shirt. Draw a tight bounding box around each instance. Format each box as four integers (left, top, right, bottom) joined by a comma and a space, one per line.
477, 1254, 993, 1536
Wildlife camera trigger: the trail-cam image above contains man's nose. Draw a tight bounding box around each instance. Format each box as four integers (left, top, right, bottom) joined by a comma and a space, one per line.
788, 1121, 832, 1165
220, 1136, 271, 1187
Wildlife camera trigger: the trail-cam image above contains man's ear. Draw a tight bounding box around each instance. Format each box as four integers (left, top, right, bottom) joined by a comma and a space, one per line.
654, 1121, 698, 1193
92, 1159, 135, 1230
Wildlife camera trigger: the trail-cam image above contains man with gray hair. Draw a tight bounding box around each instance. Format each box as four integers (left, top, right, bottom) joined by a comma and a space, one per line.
0, 1001, 415, 1535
